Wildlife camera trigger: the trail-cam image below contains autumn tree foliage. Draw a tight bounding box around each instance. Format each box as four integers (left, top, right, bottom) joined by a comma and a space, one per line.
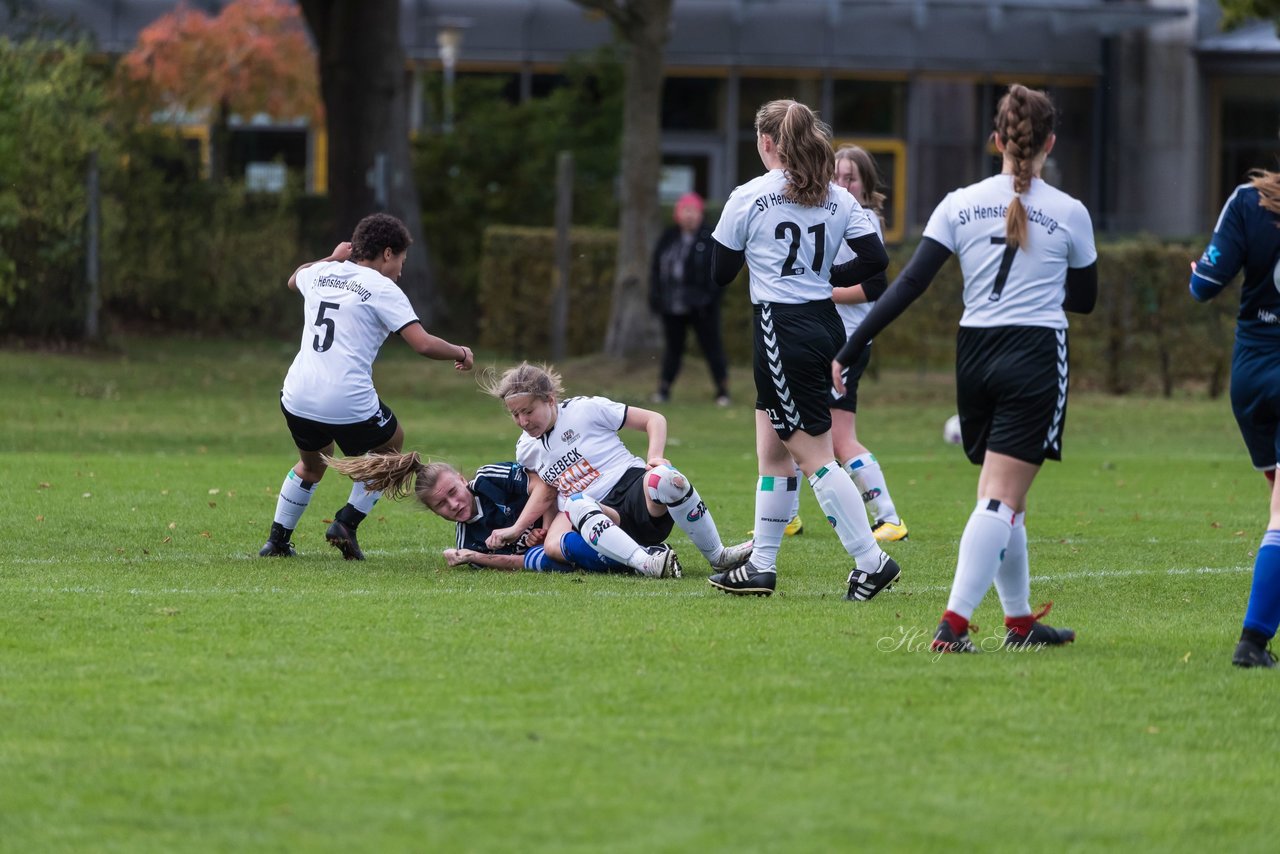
117, 0, 320, 180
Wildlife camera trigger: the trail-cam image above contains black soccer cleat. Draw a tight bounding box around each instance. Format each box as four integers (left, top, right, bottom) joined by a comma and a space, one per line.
1232, 637, 1278, 669
709, 564, 777, 596
258, 538, 296, 558
1004, 603, 1075, 648
845, 552, 901, 601
258, 522, 295, 557
931, 620, 979, 654
326, 519, 365, 561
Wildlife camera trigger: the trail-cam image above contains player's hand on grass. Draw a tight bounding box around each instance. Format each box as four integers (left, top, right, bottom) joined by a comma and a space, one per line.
443, 548, 475, 567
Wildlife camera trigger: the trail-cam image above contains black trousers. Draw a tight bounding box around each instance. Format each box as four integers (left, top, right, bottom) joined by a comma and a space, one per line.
659, 302, 729, 393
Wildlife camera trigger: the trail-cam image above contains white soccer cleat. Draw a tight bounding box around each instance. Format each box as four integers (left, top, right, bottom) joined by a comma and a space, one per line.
710, 539, 754, 571
638, 544, 682, 579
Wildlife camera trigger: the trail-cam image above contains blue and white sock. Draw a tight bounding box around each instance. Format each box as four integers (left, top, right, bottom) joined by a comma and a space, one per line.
558, 531, 629, 574
523, 545, 574, 573
1243, 530, 1280, 639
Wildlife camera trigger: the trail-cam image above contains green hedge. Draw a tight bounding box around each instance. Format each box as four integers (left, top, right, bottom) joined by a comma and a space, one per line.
478, 226, 1238, 397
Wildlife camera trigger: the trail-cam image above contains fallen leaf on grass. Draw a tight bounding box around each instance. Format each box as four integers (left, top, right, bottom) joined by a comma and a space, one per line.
35, 515, 44, 522
162, 536, 172, 544
200, 531, 212, 538
208, 488, 220, 495
38, 482, 51, 489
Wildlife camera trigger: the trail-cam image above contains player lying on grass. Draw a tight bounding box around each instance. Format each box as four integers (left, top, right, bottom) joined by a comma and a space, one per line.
327, 453, 630, 573
479, 362, 754, 579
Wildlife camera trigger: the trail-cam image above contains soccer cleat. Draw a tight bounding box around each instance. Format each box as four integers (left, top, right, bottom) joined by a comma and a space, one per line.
325, 519, 365, 561
1004, 602, 1075, 648
258, 538, 295, 558
784, 515, 804, 536
638, 544, 682, 578
709, 539, 754, 571
1232, 638, 1278, 669
871, 518, 909, 542
709, 564, 777, 596
844, 552, 901, 601
715, 394, 731, 407
931, 620, 979, 654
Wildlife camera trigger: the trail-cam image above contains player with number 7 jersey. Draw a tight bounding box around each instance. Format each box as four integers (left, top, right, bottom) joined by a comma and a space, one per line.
834, 83, 1098, 655
258, 212, 474, 562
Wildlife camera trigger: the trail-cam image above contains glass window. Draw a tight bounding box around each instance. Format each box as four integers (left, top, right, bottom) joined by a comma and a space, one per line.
738, 77, 823, 130
831, 79, 905, 136
662, 77, 722, 132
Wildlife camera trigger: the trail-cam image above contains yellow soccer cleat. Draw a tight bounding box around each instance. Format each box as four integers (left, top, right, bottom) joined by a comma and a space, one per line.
871, 519, 909, 543
784, 515, 804, 536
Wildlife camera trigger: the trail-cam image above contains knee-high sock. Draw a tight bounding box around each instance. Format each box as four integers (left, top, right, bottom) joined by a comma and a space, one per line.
946, 499, 1017, 620
273, 470, 315, 530
808, 462, 881, 566
994, 511, 1030, 617
567, 497, 647, 571
523, 545, 574, 573
750, 475, 796, 571
335, 480, 381, 528
846, 453, 898, 524
558, 531, 630, 574
647, 468, 725, 561
1243, 530, 1280, 639
787, 464, 803, 520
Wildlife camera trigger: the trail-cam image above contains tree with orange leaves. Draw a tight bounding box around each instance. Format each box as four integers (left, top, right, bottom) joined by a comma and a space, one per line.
117, 0, 320, 181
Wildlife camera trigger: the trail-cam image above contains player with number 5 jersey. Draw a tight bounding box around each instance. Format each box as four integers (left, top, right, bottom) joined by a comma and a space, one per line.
709, 98, 899, 600
835, 83, 1098, 653
258, 213, 474, 561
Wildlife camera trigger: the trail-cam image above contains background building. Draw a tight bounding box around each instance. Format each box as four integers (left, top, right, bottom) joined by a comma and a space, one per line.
11, 0, 1280, 239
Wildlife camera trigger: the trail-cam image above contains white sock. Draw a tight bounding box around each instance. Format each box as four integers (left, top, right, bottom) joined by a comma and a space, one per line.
846, 453, 898, 524
579, 510, 647, 570
808, 462, 881, 567
788, 464, 803, 520
273, 470, 315, 529
347, 480, 381, 516
750, 474, 797, 571
666, 485, 725, 562
946, 499, 1017, 619
995, 512, 1031, 618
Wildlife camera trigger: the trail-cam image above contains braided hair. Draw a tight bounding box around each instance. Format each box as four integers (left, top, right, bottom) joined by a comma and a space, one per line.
993, 84, 1056, 250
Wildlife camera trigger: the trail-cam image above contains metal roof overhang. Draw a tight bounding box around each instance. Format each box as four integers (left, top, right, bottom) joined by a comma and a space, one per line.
1195, 20, 1280, 76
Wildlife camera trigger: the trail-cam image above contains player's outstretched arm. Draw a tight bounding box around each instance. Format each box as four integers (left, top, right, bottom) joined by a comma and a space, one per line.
398, 322, 474, 370
443, 548, 523, 571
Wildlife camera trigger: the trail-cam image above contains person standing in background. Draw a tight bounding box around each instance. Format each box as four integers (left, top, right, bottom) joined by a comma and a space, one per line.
650, 192, 731, 406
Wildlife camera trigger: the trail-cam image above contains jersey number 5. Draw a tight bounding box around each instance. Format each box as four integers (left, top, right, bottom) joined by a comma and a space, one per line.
988, 237, 1017, 302
776, 222, 826, 277
312, 301, 339, 352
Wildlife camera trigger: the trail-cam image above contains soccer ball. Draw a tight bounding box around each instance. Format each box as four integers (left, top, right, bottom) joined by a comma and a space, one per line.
943, 414, 962, 445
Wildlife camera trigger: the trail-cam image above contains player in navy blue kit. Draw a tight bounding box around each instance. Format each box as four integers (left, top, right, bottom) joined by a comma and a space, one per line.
258, 213, 474, 561
835, 84, 1098, 652
1190, 161, 1280, 668
326, 453, 629, 573
710, 98, 898, 599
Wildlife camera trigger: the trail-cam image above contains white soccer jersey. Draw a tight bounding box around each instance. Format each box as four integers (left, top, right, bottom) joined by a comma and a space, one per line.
515, 396, 645, 510
280, 260, 419, 423
712, 169, 877, 305
923, 174, 1097, 329
834, 208, 884, 337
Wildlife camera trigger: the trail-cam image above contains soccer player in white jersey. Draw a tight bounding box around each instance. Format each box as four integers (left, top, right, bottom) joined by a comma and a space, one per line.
258, 213, 474, 560
478, 362, 753, 579
708, 99, 899, 599
834, 84, 1098, 652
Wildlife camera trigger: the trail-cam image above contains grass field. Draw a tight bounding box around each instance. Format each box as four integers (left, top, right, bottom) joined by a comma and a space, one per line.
1, 336, 1276, 852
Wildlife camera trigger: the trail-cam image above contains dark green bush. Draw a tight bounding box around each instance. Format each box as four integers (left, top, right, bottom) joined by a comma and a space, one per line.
479, 228, 1237, 397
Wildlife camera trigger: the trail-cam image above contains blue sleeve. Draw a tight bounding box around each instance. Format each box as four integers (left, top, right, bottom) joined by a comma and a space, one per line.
1191, 188, 1247, 302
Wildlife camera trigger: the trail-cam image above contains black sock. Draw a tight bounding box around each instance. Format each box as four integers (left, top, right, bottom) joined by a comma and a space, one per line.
335, 504, 366, 529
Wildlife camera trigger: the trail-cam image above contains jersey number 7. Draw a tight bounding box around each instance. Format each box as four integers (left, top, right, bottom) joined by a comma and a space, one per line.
988, 237, 1017, 302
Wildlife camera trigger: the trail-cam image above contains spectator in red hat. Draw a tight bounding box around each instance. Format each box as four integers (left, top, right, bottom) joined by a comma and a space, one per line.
649, 191, 731, 406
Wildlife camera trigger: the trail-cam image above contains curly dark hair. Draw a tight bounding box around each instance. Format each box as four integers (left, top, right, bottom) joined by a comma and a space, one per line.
350, 213, 412, 261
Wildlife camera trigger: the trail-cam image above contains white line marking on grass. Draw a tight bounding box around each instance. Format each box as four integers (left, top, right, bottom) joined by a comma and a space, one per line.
18, 564, 1252, 600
